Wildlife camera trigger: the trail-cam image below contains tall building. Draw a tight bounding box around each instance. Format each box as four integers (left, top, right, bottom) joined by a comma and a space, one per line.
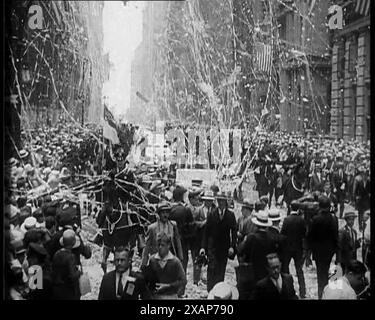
277, 0, 331, 133
5, 1, 109, 134
330, 0, 370, 141
128, 1, 169, 126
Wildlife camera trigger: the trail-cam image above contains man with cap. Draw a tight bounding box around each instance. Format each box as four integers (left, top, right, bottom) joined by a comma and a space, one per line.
187, 188, 206, 285
337, 212, 361, 273
331, 161, 348, 218
141, 202, 183, 268
236, 198, 256, 247
237, 211, 278, 296
307, 195, 339, 299
281, 200, 307, 298
201, 190, 216, 220
200, 192, 237, 293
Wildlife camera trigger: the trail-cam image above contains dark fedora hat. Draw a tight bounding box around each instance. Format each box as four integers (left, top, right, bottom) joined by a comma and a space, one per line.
241, 198, 254, 210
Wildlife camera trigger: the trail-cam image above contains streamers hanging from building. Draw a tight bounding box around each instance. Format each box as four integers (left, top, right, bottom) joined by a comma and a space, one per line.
255, 42, 273, 75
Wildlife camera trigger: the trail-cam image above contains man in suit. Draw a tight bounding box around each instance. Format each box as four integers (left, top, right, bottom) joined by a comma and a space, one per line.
200, 193, 237, 292
252, 253, 298, 300
307, 195, 339, 299
237, 211, 278, 295
353, 167, 370, 231
98, 246, 151, 300
169, 185, 194, 296
236, 199, 256, 248
280, 200, 307, 298
309, 162, 325, 193
337, 212, 361, 273
267, 209, 285, 261
141, 202, 183, 268
322, 182, 338, 216
331, 161, 347, 218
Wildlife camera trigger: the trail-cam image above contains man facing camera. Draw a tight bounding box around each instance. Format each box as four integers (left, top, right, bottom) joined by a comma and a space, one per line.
251, 253, 298, 300
98, 246, 151, 300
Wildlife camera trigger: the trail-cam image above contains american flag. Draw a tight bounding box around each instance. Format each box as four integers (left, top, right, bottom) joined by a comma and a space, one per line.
355, 0, 370, 16
255, 42, 273, 74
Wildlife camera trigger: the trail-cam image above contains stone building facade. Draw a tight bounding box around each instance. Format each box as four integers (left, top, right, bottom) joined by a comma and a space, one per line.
330, 0, 370, 141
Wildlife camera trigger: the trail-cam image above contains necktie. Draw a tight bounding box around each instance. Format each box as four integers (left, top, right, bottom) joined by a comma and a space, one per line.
350, 228, 355, 248
117, 273, 124, 298
276, 278, 282, 293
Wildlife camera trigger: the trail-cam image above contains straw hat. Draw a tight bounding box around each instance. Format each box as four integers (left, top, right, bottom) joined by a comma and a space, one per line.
19, 150, 29, 159
201, 190, 215, 201
268, 209, 282, 221
207, 282, 239, 300
251, 210, 272, 227
20, 216, 38, 233
7, 157, 18, 167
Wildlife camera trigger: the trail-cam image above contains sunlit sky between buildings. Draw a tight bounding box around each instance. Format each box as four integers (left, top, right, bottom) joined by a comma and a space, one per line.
103, 1, 145, 120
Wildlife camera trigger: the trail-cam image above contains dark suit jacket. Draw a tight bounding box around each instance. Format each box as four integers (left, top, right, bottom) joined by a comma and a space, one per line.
337, 225, 360, 267
267, 227, 286, 259
237, 230, 278, 282
252, 274, 298, 300
169, 203, 194, 241
202, 207, 237, 255
331, 171, 348, 196
98, 270, 151, 300
280, 214, 306, 253
353, 175, 370, 210
307, 211, 338, 261
309, 173, 325, 192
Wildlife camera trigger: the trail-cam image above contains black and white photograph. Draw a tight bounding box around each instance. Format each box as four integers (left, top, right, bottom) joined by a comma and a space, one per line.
3, 0, 371, 302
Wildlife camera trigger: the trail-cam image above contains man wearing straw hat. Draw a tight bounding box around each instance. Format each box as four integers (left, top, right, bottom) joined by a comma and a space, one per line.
237, 210, 278, 296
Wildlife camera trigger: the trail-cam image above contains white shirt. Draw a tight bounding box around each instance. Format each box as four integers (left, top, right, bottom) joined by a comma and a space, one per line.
364, 218, 370, 244
115, 269, 130, 296
322, 276, 357, 300
271, 275, 283, 292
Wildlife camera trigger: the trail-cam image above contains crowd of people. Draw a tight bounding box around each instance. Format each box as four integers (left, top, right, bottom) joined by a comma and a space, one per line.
4, 124, 371, 300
